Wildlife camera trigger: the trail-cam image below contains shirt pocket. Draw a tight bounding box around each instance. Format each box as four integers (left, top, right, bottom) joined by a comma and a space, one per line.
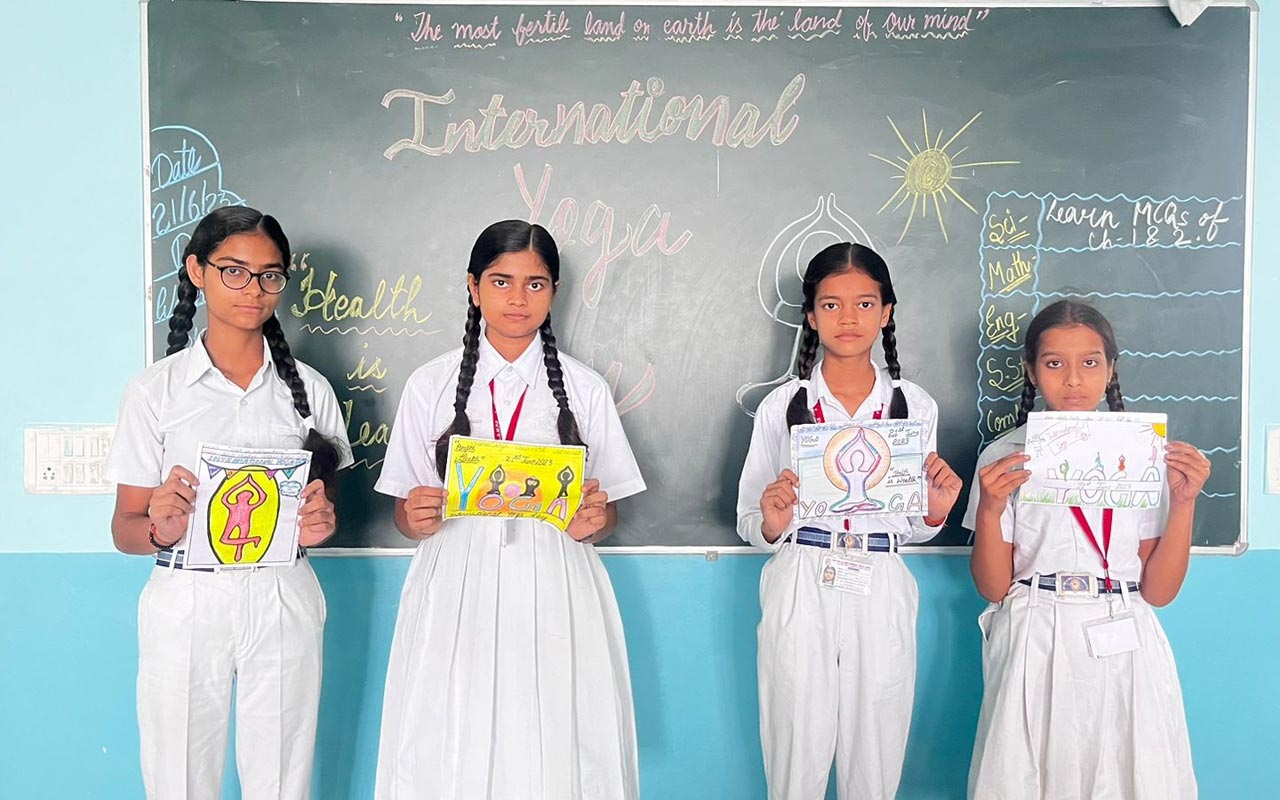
264, 422, 306, 450
466, 412, 489, 440
156, 401, 213, 435
527, 407, 562, 444
156, 402, 214, 463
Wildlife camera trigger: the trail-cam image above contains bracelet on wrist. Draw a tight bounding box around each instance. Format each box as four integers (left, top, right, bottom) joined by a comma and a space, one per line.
147, 522, 168, 551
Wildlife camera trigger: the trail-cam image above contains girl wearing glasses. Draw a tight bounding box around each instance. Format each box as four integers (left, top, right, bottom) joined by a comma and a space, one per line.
105, 206, 352, 798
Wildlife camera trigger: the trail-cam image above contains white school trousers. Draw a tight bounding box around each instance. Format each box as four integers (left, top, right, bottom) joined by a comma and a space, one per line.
136, 558, 326, 799
757, 542, 919, 800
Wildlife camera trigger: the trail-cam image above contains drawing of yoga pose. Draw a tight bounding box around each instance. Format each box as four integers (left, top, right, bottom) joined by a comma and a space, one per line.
830, 428, 886, 513
218, 474, 267, 562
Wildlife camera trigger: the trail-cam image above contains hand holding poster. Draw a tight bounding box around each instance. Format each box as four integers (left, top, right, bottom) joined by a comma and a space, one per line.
1020, 411, 1168, 509
443, 436, 586, 531
790, 420, 927, 520
183, 443, 312, 568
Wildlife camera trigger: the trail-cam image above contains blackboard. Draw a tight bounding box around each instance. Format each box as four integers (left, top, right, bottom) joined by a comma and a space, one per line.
143, 1, 1256, 551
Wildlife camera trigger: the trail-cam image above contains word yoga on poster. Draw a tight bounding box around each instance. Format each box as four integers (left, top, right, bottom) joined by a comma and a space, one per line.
791, 420, 927, 520
184, 444, 312, 569
444, 436, 586, 532
1020, 411, 1168, 510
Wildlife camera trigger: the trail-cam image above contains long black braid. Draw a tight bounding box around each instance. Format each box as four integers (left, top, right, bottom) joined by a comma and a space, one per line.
433, 299, 484, 479
539, 316, 586, 448
879, 311, 909, 419
166, 268, 200, 356
784, 321, 821, 429
263, 315, 312, 419
1016, 373, 1038, 426
1105, 369, 1125, 412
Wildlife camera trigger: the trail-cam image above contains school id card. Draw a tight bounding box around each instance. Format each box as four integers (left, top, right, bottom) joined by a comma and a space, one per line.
817, 554, 874, 596
1084, 613, 1142, 659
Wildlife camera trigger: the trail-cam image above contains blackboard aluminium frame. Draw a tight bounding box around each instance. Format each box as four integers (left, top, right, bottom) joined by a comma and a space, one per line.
138, 0, 1258, 556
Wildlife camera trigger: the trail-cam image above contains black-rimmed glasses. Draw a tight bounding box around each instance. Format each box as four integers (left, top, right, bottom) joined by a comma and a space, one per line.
201, 259, 290, 294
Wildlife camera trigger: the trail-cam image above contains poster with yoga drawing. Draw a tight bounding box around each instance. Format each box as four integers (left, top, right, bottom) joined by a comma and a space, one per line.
443, 436, 586, 532
791, 420, 927, 520
1021, 411, 1168, 510
183, 444, 312, 569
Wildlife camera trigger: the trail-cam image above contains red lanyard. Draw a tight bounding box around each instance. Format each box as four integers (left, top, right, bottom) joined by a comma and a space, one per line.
1069, 506, 1114, 592
489, 378, 528, 441
812, 399, 883, 423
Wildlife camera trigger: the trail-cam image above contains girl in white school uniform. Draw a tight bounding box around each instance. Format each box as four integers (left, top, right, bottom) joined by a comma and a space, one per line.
966, 299, 1210, 799
737, 242, 963, 800
373, 220, 646, 800
106, 207, 353, 799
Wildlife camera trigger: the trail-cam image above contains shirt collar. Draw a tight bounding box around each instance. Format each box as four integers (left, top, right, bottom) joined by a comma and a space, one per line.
181, 335, 274, 388
809, 359, 890, 419
475, 329, 544, 389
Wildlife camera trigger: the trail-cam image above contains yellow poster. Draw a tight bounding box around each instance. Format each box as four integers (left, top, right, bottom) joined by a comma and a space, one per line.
443, 436, 586, 532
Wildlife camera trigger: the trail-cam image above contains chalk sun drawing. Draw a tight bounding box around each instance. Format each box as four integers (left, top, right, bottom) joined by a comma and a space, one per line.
870, 110, 1017, 243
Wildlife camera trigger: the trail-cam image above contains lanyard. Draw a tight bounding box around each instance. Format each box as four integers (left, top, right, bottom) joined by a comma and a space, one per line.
489, 378, 528, 441
812, 399, 883, 424
1069, 506, 1114, 593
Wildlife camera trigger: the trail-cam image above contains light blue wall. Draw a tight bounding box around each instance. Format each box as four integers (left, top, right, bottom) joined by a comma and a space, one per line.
1250, 0, 1280, 549
1, 2, 1277, 798
3, 555, 1278, 799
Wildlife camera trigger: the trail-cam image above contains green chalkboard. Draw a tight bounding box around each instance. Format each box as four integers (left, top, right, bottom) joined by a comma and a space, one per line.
145, 1, 1256, 551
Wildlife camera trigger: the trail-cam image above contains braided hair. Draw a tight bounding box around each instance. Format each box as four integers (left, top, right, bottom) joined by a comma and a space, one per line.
433, 220, 585, 479
540, 315, 586, 447
169, 207, 339, 481
1017, 299, 1124, 426
784, 242, 909, 429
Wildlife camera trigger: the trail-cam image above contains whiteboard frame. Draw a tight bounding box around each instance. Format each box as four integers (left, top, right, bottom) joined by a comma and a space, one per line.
139, 0, 1258, 557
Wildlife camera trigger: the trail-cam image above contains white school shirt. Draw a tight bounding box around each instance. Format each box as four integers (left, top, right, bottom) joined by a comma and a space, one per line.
106, 336, 354, 496
961, 426, 1167, 584
736, 360, 944, 550
375, 332, 646, 503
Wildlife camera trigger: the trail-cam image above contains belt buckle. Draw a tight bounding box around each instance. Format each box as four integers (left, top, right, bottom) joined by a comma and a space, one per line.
836, 531, 868, 553
1055, 572, 1098, 597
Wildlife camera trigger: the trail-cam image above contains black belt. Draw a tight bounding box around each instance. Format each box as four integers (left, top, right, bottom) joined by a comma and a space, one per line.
789, 526, 897, 552
155, 546, 306, 572
1019, 574, 1139, 596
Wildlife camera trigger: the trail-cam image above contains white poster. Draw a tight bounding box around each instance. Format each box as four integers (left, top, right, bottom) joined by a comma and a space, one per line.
791, 419, 926, 520
1021, 411, 1167, 510
183, 443, 312, 568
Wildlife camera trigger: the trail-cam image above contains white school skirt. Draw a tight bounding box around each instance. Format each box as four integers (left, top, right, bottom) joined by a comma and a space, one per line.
373, 518, 639, 800
969, 581, 1196, 800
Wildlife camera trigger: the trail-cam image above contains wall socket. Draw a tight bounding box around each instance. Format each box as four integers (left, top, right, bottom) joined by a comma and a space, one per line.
24, 425, 115, 495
